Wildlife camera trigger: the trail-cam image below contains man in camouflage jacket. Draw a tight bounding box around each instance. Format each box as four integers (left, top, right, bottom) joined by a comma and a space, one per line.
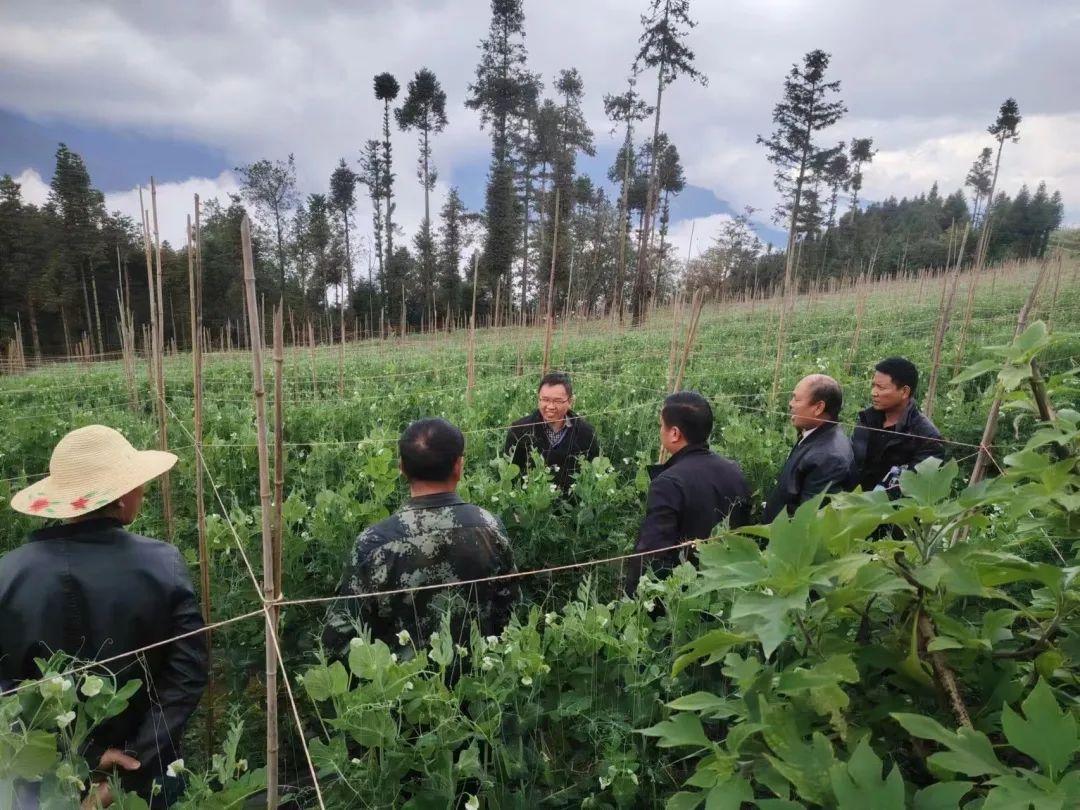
322, 418, 518, 656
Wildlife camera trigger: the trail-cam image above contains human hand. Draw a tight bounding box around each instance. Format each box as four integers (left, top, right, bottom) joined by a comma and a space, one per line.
97, 748, 141, 773
82, 750, 140, 808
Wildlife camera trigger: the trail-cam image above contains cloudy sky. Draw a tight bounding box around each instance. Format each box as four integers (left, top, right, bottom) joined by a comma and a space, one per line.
1, 0, 1077, 254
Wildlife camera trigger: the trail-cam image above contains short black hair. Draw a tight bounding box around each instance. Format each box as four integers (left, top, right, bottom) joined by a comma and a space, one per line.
661, 391, 713, 444
807, 376, 844, 421
538, 371, 573, 398
875, 357, 919, 397
399, 418, 465, 482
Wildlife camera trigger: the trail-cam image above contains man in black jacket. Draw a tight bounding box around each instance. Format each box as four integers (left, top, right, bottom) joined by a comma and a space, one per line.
2, 425, 206, 808
852, 357, 943, 495
764, 374, 855, 522
504, 371, 599, 492
627, 391, 751, 595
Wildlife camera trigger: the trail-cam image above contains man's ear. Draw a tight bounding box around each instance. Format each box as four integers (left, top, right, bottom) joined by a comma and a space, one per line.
398, 460, 406, 477
453, 456, 465, 478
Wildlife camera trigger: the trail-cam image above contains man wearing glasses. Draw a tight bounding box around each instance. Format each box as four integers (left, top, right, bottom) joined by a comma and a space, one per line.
504, 371, 599, 493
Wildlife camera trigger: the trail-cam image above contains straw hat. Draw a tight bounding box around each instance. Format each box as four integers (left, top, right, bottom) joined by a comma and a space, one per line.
10, 425, 177, 519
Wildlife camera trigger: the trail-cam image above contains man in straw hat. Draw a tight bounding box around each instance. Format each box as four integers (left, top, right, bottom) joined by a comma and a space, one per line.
1, 425, 207, 807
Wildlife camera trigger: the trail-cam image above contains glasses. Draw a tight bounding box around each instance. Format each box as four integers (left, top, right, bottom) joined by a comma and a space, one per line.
539, 397, 569, 406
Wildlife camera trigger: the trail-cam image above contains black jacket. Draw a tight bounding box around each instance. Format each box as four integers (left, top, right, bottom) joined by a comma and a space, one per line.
503, 409, 599, 491
851, 401, 944, 492
0, 518, 207, 790
763, 422, 855, 523
627, 444, 751, 594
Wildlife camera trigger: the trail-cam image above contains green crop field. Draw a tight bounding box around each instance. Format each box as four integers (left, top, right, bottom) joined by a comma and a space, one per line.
2, 260, 1079, 808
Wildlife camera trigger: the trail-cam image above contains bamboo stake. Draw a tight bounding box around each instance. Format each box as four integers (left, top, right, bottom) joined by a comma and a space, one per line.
187, 207, 213, 756
1046, 252, 1064, 331
273, 305, 285, 598
672, 289, 705, 393
148, 181, 174, 539
308, 321, 317, 394
922, 222, 969, 419
240, 216, 279, 808
844, 275, 867, 374
466, 254, 479, 405
541, 189, 561, 376
968, 261, 1049, 487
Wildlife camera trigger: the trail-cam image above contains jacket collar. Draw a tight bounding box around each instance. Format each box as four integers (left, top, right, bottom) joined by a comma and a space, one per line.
29, 517, 124, 542
648, 442, 710, 480
858, 399, 919, 432
402, 491, 466, 511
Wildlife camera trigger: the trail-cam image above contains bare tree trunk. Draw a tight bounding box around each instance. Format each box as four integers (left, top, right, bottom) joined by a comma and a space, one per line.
631, 59, 667, 325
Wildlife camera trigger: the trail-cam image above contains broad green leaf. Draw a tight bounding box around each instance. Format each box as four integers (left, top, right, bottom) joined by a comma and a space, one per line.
764, 731, 835, 806
0, 730, 58, 780
828, 739, 905, 810
777, 654, 859, 724
899, 458, 957, 505
301, 661, 349, 701
638, 712, 711, 749
704, 777, 753, 810
665, 792, 704, 810
1001, 679, 1078, 780
950, 357, 999, 385
730, 590, 807, 658
673, 629, 748, 675
927, 636, 964, 652
912, 781, 972, 810
892, 713, 1008, 777
666, 691, 741, 719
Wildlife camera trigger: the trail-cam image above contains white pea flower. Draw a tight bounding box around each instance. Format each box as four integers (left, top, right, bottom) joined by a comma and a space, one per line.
454, 644, 469, 657
429, 631, 440, 643
599, 775, 612, 790
166, 759, 185, 778
40, 675, 73, 700
390, 653, 398, 664
236, 759, 248, 773
350, 637, 365, 648
485, 635, 499, 646
540, 664, 551, 674
520, 675, 533, 687
465, 795, 480, 810
397, 629, 411, 645
55, 711, 76, 729
644, 600, 656, 613
491, 494, 499, 502
481, 656, 495, 671
404, 681, 414, 691
544, 612, 557, 625
629, 772, 639, 785
350, 757, 362, 765
80, 676, 104, 698
599, 616, 609, 627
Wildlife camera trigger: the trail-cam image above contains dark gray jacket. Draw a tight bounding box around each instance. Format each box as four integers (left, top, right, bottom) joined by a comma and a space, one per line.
503, 409, 599, 492
851, 401, 943, 492
627, 444, 751, 594
763, 422, 855, 522
0, 517, 207, 791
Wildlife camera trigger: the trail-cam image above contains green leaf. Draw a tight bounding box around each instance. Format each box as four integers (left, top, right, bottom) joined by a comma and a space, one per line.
892, 713, 1008, 777
730, 590, 807, 658
704, 777, 753, 810
777, 654, 859, 724
951, 358, 999, 385
665, 792, 704, 810
764, 731, 836, 806
899, 458, 957, 505
828, 739, 905, 810
638, 712, 711, 749
673, 629, 747, 676
0, 730, 58, 780
1001, 679, 1079, 780
666, 691, 741, 719
912, 781, 973, 810
301, 661, 349, 701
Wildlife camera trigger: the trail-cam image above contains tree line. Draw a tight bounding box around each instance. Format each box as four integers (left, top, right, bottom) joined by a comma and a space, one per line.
0, 0, 1066, 358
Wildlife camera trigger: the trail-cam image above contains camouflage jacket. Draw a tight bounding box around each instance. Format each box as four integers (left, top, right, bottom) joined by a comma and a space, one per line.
321, 492, 519, 656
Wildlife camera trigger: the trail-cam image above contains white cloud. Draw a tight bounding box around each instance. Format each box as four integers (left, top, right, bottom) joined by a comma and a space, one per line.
13, 167, 50, 206
103, 172, 241, 247
666, 213, 737, 260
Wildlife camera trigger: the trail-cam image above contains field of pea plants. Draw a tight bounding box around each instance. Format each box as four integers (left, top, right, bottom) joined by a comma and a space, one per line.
1, 260, 1079, 809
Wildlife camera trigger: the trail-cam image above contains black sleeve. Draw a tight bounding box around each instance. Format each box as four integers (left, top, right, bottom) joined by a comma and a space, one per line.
797, 453, 851, 505
728, 473, 753, 529
908, 420, 945, 467
627, 476, 683, 595
504, 425, 530, 474
128, 549, 208, 768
